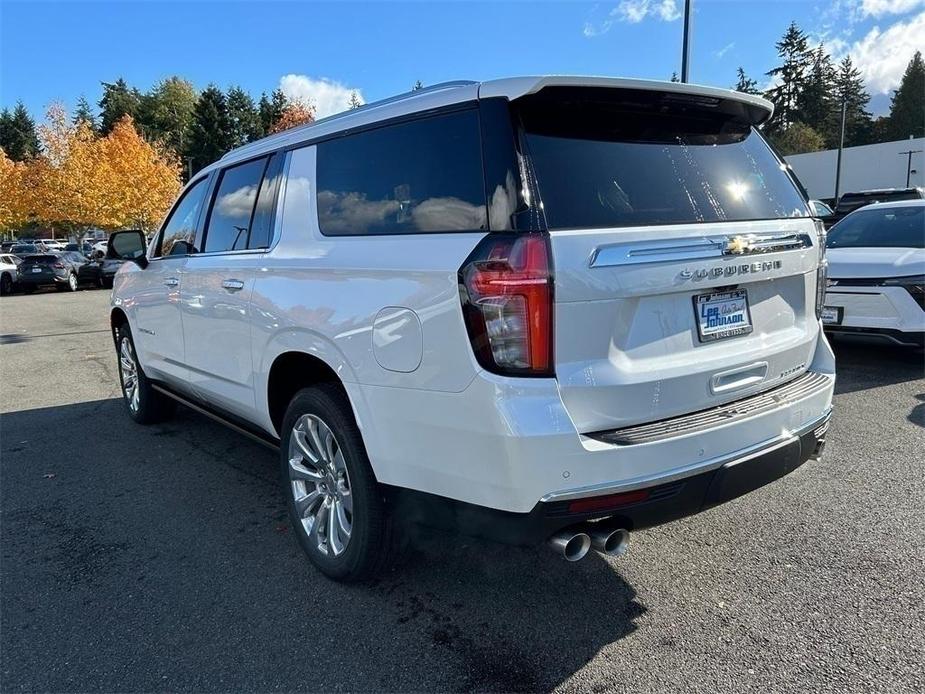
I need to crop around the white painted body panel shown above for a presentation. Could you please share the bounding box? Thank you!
[825,245,925,335]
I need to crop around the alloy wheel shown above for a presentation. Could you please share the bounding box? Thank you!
[288,414,353,556]
[68,273,77,291]
[119,336,140,413]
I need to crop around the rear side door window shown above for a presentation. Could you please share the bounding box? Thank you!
[203,157,269,253]
[156,177,210,257]
[315,109,487,235]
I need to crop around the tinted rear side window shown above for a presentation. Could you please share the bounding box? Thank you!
[517,88,809,230]
[316,109,487,235]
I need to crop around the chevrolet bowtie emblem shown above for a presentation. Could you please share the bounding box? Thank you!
[724,236,752,255]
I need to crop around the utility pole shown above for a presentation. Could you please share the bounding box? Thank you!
[833,99,847,203]
[898,148,922,187]
[680,0,692,83]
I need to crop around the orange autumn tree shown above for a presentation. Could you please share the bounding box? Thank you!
[11,104,182,233]
[269,100,316,134]
[0,150,30,231]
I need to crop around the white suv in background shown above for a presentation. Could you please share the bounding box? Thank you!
[823,200,925,347]
[108,77,835,581]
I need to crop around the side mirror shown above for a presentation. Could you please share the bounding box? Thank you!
[107,230,149,269]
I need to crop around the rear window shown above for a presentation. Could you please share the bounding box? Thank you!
[827,206,925,249]
[517,88,809,230]
[23,255,57,264]
[315,109,487,235]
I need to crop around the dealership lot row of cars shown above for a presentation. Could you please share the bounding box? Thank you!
[0,238,128,296]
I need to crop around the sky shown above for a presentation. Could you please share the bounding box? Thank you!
[1,0,923,122]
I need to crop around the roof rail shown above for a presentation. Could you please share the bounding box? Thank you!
[219,80,478,161]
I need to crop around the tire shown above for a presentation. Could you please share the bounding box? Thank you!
[281,384,397,582]
[67,272,78,292]
[102,277,114,289]
[0,273,11,296]
[21,285,34,294]
[114,323,176,424]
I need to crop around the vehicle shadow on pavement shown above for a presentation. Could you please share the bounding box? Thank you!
[1,397,645,693]
[831,339,925,395]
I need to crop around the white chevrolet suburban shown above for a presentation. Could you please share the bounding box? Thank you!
[108,77,835,581]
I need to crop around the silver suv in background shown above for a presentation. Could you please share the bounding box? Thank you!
[107,77,834,581]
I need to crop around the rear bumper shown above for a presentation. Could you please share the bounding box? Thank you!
[391,410,830,545]
[18,274,68,286]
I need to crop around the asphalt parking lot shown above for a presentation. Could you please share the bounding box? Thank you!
[1,288,923,693]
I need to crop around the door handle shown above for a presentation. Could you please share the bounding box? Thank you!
[164,277,179,287]
[222,279,245,292]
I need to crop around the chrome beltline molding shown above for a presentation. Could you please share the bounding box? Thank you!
[540,408,833,503]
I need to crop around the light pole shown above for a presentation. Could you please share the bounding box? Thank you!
[833,99,847,203]
[680,0,692,83]
[898,147,922,187]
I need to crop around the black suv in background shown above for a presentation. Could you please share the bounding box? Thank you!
[17,253,91,292]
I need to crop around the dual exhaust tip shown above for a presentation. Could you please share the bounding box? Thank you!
[548,524,629,562]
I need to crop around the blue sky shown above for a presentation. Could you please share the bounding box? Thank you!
[2,0,923,121]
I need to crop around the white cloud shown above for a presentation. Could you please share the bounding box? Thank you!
[837,10,925,93]
[278,75,364,119]
[714,42,735,59]
[615,0,681,23]
[860,0,925,17]
[584,0,681,34]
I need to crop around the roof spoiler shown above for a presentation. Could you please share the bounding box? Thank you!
[479,76,774,126]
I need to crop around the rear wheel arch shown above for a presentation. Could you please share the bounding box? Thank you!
[110,308,129,345]
[267,351,352,439]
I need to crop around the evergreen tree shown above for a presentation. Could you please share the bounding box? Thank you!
[99,78,142,134]
[887,51,925,140]
[798,44,837,139]
[185,85,234,173]
[258,89,288,134]
[764,22,812,136]
[72,95,98,132]
[136,77,198,154]
[227,86,263,146]
[348,91,363,109]
[828,55,872,148]
[773,122,826,156]
[733,67,760,95]
[670,72,680,83]
[0,101,40,160]
[412,80,424,91]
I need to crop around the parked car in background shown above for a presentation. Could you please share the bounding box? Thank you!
[0,253,22,295]
[1,241,16,253]
[829,188,925,228]
[10,243,42,256]
[810,199,836,228]
[17,252,92,292]
[107,76,834,582]
[823,200,925,347]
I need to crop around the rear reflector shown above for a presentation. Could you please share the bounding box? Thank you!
[568,489,651,514]
[459,233,553,376]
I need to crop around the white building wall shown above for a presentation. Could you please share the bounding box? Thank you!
[786,138,924,201]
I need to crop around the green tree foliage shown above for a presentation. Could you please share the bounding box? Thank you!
[887,50,925,140]
[137,77,198,154]
[670,72,680,83]
[733,67,760,95]
[828,55,872,148]
[798,44,836,138]
[764,22,811,136]
[258,89,288,135]
[98,78,142,134]
[72,95,98,132]
[185,85,234,173]
[227,86,263,147]
[348,91,363,109]
[412,80,424,91]
[0,101,41,160]
[773,121,826,155]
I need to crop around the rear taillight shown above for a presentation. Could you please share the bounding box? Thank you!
[53,262,65,269]
[459,233,554,376]
[814,219,827,320]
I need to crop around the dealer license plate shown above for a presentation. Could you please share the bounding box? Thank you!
[694,289,753,343]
